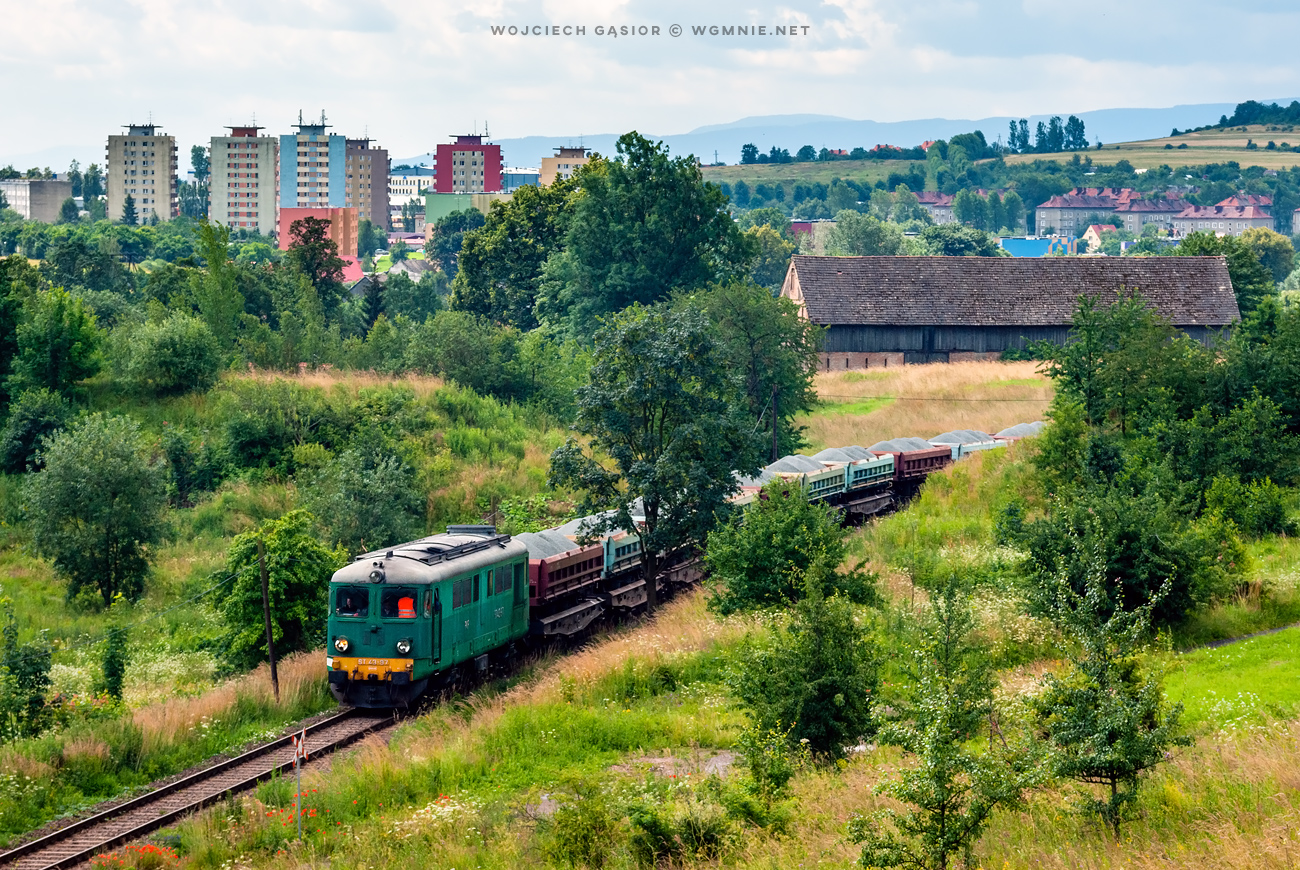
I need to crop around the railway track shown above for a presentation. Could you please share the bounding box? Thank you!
[0,708,396,870]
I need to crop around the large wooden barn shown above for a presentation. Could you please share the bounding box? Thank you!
[780,255,1241,368]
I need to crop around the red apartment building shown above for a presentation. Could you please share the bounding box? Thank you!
[433,135,502,193]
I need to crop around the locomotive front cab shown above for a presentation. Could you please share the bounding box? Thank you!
[326,528,530,709]
[327,578,431,708]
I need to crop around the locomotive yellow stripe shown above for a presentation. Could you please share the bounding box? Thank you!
[330,657,414,680]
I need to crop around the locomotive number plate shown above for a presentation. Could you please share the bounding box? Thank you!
[358,658,390,666]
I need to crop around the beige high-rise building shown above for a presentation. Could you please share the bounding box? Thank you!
[106,124,178,222]
[209,126,279,235]
[540,146,590,186]
[345,139,389,228]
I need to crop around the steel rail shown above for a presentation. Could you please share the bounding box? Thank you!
[0,708,396,869]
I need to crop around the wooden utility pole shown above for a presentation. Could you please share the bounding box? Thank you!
[771,385,779,463]
[257,537,280,703]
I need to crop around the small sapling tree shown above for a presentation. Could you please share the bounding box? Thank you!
[549,302,762,613]
[851,578,1037,870]
[215,510,347,671]
[1030,552,1190,839]
[730,558,880,759]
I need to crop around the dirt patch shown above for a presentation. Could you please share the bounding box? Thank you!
[609,750,736,780]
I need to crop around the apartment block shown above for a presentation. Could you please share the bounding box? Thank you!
[502,168,540,192]
[0,179,73,222]
[433,134,502,193]
[1173,205,1274,237]
[345,138,389,228]
[279,112,346,211]
[539,146,590,186]
[210,126,278,234]
[106,123,178,222]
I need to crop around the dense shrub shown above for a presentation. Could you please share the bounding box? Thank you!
[10,286,103,396]
[0,388,71,474]
[211,380,353,472]
[160,424,223,507]
[728,564,879,758]
[115,314,221,396]
[1020,476,1245,626]
[214,510,347,670]
[302,438,425,553]
[705,480,877,614]
[1203,474,1295,538]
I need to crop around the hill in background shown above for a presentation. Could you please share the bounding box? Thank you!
[397,100,1297,168]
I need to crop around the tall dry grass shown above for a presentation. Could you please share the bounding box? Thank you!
[729,718,1300,869]
[804,360,1054,451]
[296,590,742,793]
[133,651,325,754]
[228,368,446,397]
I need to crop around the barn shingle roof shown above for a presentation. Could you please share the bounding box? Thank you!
[787,255,1239,328]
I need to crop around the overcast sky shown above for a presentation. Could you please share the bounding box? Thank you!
[3,0,1298,168]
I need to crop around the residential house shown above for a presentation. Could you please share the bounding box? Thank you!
[1173,205,1274,236]
[915,191,955,224]
[1080,224,1117,251]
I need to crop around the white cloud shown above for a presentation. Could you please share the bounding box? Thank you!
[1,0,1297,168]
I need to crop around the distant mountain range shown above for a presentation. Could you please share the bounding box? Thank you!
[397,100,1296,169]
[9,100,1293,179]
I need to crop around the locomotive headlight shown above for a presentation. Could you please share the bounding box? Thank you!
[396,639,412,655]
[368,568,385,583]
[334,636,350,653]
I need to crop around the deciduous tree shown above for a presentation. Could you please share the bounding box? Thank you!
[27,414,167,605]
[693,280,821,456]
[286,216,346,314]
[214,510,347,670]
[1030,557,1190,839]
[729,561,879,758]
[549,303,762,612]
[1173,231,1274,314]
[10,286,103,396]
[705,480,876,614]
[423,208,485,281]
[826,211,904,256]
[537,133,751,335]
[451,178,576,328]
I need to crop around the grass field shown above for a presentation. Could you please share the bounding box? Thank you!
[801,360,1054,452]
[1001,124,1300,172]
[700,125,1300,190]
[22,361,1300,869]
[1166,626,1300,731]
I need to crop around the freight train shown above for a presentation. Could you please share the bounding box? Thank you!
[325,422,1044,708]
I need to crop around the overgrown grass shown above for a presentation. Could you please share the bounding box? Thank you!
[124,588,1300,870]
[801,360,1053,452]
[0,652,333,846]
[167,593,753,868]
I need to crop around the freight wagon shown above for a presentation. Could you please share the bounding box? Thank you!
[325,422,1044,708]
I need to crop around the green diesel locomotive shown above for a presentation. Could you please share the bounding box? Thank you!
[326,525,529,708]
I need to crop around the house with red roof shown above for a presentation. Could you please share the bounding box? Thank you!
[1081,224,1118,251]
[915,191,955,224]
[1216,193,1273,208]
[1173,205,1274,237]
